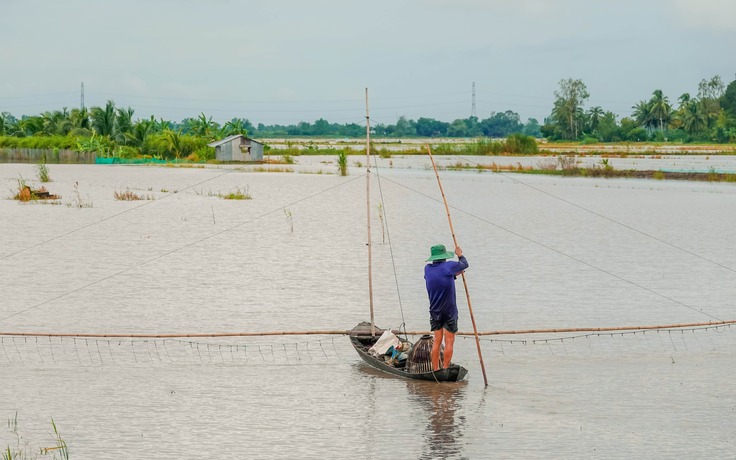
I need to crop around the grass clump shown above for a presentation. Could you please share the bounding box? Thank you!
[113,190,153,201]
[535,158,558,171]
[35,161,51,183]
[220,186,252,200]
[337,151,348,176]
[247,166,293,173]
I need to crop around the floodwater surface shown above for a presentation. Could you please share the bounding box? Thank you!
[1,159,734,458]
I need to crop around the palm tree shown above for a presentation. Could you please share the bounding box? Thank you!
[70,107,90,130]
[41,109,73,135]
[164,129,183,159]
[91,100,117,137]
[648,90,672,132]
[0,112,16,135]
[125,119,153,147]
[188,112,216,138]
[224,118,248,137]
[588,106,604,133]
[115,107,135,144]
[13,116,45,137]
[150,116,172,133]
[632,100,653,131]
[680,100,708,134]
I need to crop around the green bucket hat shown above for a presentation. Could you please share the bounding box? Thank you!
[426,244,454,262]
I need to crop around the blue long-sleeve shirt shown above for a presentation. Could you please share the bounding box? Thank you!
[424,255,469,321]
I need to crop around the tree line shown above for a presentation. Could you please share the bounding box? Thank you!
[0,104,542,141]
[544,75,736,143]
[0,74,734,160]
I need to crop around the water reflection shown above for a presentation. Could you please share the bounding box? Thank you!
[406,380,468,459]
[354,362,469,457]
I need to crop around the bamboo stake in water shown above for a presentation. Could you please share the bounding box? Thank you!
[426,144,489,387]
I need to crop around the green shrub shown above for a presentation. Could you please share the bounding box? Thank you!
[77,134,113,155]
[113,145,139,159]
[504,133,538,154]
[0,135,77,150]
[191,146,215,162]
[141,133,208,160]
[465,139,503,155]
[431,143,457,155]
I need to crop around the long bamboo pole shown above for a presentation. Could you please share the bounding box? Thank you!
[365,88,375,337]
[2,320,733,338]
[426,145,489,387]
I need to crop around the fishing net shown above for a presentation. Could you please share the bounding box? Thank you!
[0,336,342,367]
[2,323,733,368]
[464,324,736,360]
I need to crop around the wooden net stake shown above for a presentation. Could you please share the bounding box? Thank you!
[426,144,489,387]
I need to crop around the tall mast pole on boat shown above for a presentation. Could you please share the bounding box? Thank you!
[426,145,489,387]
[366,88,375,337]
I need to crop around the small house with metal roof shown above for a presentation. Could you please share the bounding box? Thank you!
[208,135,264,162]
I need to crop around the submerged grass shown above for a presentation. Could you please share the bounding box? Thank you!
[113,190,154,201]
[67,182,92,208]
[3,414,68,460]
[246,166,293,173]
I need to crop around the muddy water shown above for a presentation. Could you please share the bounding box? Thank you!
[1,160,734,458]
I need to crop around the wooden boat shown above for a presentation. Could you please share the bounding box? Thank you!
[349,90,468,382]
[349,322,468,382]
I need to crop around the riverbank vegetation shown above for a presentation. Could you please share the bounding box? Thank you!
[446,155,736,183]
[0,75,734,163]
[543,75,736,144]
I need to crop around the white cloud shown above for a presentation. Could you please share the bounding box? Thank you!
[671,0,736,30]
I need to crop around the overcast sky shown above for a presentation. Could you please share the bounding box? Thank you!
[1,0,734,126]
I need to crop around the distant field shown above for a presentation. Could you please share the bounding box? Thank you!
[536,142,736,155]
[262,138,736,155]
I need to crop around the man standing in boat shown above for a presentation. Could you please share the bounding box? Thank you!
[424,244,468,371]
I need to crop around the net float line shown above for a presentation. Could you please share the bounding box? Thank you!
[1,320,733,339]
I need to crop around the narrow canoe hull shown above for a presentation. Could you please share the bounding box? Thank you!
[350,335,468,382]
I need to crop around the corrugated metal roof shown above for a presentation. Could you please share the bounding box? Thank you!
[207,134,243,147]
[207,135,264,147]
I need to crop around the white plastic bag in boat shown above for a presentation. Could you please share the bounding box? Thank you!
[369,330,401,356]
